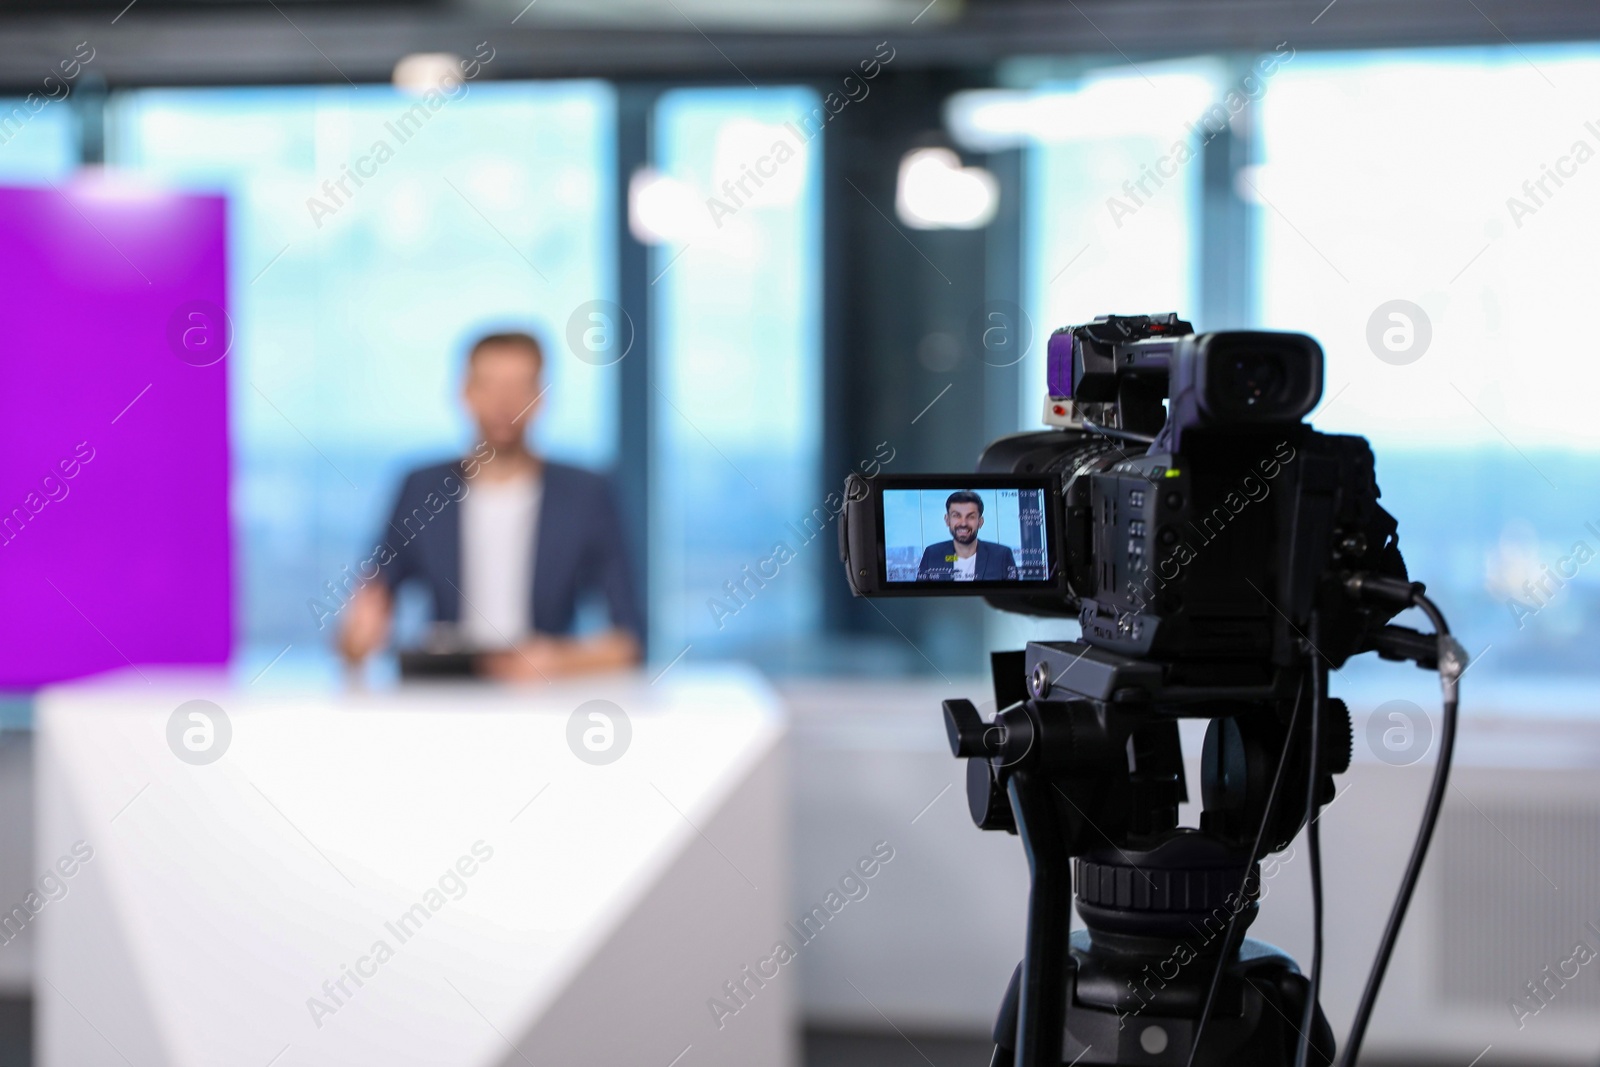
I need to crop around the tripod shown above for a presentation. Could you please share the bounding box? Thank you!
[945,639,1345,1067]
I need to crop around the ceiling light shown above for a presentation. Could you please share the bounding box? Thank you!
[392,53,464,96]
[895,148,998,230]
[628,167,701,245]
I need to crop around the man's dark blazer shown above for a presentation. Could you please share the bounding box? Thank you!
[915,540,1017,581]
[374,459,643,641]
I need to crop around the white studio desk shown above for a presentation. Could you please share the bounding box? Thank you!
[34,667,793,1067]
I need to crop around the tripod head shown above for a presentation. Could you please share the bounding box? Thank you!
[944,636,1341,1064]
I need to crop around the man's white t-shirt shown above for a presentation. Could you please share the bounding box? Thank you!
[459,475,542,647]
[952,550,977,581]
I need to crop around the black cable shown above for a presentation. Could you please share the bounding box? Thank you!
[1338,590,1461,1067]
[1185,676,1307,1067]
[1300,814,1325,1066]
[1295,635,1326,1067]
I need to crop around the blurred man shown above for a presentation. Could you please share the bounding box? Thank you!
[338,331,642,679]
[916,491,1017,582]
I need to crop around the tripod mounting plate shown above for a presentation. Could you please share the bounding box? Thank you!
[1026,641,1163,703]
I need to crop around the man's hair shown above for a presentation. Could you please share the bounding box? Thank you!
[467,331,544,372]
[946,490,984,515]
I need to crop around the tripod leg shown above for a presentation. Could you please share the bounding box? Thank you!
[989,963,1020,1067]
[1268,968,1336,1067]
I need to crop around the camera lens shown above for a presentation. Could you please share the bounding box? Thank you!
[1228,353,1287,408]
[1196,331,1322,425]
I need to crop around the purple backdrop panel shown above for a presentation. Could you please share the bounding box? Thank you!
[0,181,231,688]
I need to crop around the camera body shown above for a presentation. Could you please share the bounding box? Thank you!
[841,313,1406,676]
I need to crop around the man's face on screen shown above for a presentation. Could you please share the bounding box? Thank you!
[946,502,982,544]
[464,344,542,451]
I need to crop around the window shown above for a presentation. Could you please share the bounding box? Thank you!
[1006,47,1600,707]
[1256,46,1600,707]
[649,87,823,665]
[109,82,618,662]
[0,94,77,182]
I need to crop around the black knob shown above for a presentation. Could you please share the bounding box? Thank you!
[967,757,1015,833]
[1323,697,1353,775]
[943,698,990,758]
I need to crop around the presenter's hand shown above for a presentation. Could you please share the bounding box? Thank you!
[338,584,392,665]
[479,638,566,683]
[478,629,642,682]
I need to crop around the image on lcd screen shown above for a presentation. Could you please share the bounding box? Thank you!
[883,487,1049,583]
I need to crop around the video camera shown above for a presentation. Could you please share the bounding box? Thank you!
[838,314,1462,1067]
[842,313,1409,669]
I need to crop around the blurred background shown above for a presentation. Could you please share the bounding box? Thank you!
[2,0,1600,1064]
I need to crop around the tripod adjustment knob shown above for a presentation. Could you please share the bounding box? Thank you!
[1324,697,1353,775]
[943,699,995,758]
